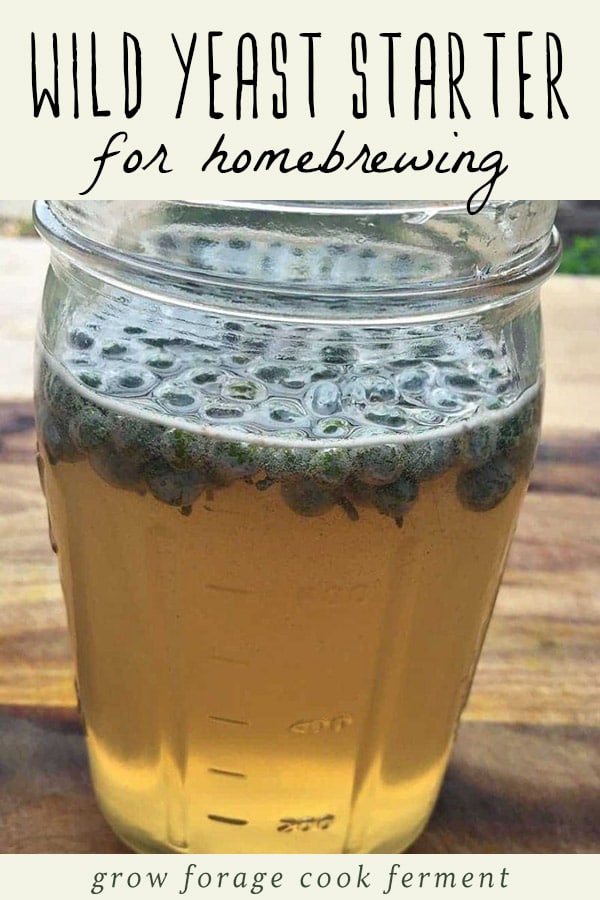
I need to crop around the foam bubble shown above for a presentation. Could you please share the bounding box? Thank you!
[41,285,535,451]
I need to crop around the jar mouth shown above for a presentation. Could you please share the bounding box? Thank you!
[176,200,467,215]
[34,200,560,323]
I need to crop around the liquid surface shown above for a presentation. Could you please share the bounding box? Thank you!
[36,307,541,852]
[53,293,524,443]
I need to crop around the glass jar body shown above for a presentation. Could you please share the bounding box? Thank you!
[34,201,556,853]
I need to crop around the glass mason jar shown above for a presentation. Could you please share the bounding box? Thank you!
[33,200,559,854]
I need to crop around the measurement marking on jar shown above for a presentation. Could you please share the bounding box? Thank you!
[289,714,353,735]
[208,814,249,826]
[208,715,250,726]
[208,768,247,779]
[277,815,335,833]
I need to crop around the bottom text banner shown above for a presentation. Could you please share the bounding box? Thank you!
[0,855,597,899]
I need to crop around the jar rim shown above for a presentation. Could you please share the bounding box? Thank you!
[176,199,467,215]
[33,200,561,323]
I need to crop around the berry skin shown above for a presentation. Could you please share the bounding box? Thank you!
[158,429,209,471]
[69,406,111,453]
[372,478,419,519]
[307,448,352,487]
[145,462,205,508]
[354,444,402,486]
[281,480,335,517]
[457,455,517,512]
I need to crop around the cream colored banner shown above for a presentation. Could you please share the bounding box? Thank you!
[0,0,597,203]
[1,855,599,898]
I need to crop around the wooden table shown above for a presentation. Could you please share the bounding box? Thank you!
[1,238,598,853]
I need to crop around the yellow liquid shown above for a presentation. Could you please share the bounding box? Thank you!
[42,450,527,853]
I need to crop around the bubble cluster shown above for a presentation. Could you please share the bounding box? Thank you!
[35,288,541,522]
[139,224,446,290]
[36,356,541,523]
[56,299,520,443]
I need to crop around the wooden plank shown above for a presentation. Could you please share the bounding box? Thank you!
[0,405,598,725]
[540,274,600,432]
[0,709,597,853]
[411,720,600,853]
[0,709,126,853]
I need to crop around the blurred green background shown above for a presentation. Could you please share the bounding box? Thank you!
[554,200,600,275]
[1,200,598,274]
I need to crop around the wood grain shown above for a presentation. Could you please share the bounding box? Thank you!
[1,709,597,853]
[0,238,49,402]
